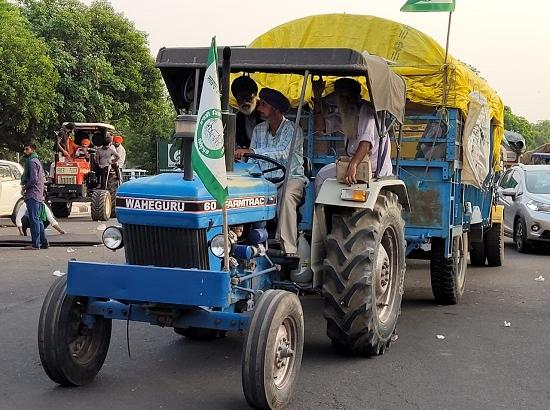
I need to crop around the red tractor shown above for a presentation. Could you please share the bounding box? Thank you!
[47,123,120,221]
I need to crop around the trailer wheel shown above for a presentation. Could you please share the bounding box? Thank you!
[91,190,111,221]
[51,201,72,218]
[485,222,504,266]
[173,327,226,340]
[469,240,486,266]
[38,275,111,386]
[322,191,405,356]
[242,290,304,410]
[430,233,467,305]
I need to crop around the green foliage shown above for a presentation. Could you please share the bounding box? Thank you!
[531,120,550,148]
[16,0,175,169]
[0,0,58,152]
[504,105,534,146]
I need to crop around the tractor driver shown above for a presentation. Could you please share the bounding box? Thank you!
[231,75,262,149]
[313,78,393,194]
[234,88,307,257]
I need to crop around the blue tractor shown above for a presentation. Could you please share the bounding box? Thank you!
[38,48,412,409]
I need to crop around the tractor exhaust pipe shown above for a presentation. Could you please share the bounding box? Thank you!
[175,114,197,181]
[221,46,235,172]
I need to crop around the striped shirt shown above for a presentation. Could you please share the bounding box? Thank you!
[250,117,307,184]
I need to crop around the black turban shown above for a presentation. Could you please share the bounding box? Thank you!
[334,78,362,96]
[231,75,258,97]
[259,88,290,113]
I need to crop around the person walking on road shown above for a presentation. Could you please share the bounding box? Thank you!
[20,143,48,250]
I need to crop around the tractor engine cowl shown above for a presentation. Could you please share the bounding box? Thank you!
[113,166,277,270]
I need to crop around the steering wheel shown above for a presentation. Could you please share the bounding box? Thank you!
[244,153,286,184]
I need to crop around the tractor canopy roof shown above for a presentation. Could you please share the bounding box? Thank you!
[62,122,115,131]
[156,47,406,122]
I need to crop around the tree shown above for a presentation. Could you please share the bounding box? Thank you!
[18,0,175,170]
[503,105,535,148]
[531,120,550,148]
[0,0,58,153]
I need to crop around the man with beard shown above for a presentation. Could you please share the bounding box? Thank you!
[20,143,48,250]
[313,77,392,194]
[231,75,262,148]
[234,88,307,257]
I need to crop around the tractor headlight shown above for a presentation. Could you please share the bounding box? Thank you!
[209,234,226,258]
[102,226,123,250]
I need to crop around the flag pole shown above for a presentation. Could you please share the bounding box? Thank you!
[221,46,231,272]
[222,205,230,271]
[442,11,453,108]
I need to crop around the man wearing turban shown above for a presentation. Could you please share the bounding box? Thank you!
[313,78,393,194]
[231,75,262,148]
[235,88,307,257]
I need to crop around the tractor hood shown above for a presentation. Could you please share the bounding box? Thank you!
[115,164,277,229]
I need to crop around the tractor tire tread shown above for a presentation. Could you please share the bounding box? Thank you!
[322,191,405,357]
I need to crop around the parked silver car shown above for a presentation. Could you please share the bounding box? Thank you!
[0,159,24,224]
[497,164,550,252]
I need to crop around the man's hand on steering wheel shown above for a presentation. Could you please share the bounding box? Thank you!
[242,153,286,184]
[234,148,252,161]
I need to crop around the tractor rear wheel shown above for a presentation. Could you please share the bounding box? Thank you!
[107,174,119,218]
[91,190,111,221]
[173,327,226,340]
[430,234,467,305]
[38,275,111,386]
[322,191,405,357]
[242,290,304,410]
[51,201,72,218]
[485,222,504,266]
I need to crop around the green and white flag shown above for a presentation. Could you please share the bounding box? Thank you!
[401,0,455,12]
[191,37,228,207]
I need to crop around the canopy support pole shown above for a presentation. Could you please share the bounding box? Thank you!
[442,11,453,108]
[275,70,309,247]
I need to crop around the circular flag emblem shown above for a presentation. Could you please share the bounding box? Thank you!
[196,109,224,159]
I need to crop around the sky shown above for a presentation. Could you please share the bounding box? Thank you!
[83,0,550,123]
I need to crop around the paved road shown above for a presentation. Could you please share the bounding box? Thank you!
[0,217,548,409]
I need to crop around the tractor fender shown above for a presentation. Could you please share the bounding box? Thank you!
[315,178,411,212]
[311,178,410,287]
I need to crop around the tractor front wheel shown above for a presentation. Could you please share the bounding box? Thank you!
[91,190,111,221]
[38,275,111,386]
[51,201,72,218]
[430,234,467,305]
[322,191,406,356]
[242,290,304,410]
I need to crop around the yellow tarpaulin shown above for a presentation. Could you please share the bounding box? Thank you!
[247,14,504,167]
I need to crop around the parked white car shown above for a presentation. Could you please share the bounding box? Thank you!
[0,160,24,224]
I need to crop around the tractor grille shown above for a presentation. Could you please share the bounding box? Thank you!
[57,175,77,184]
[123,224,209,269]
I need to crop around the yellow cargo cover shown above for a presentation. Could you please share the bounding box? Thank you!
[248,14,504,166]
